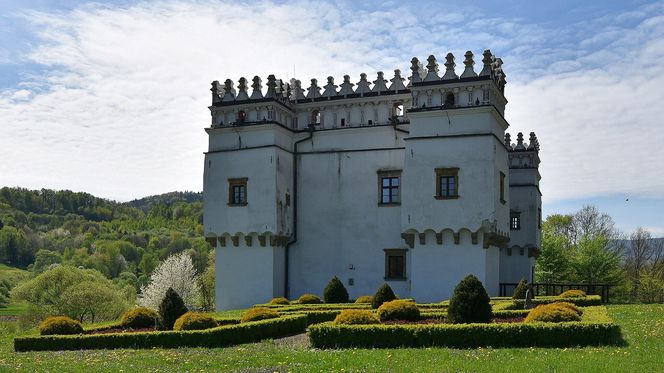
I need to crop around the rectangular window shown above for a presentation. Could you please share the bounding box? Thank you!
[538,207,542,228]
[511,213,521,230]
[228,178,248,206]
[500,171,506,204]
[435,168,459,199]
[384,249,406,280]
[377,170,401,205]
[340,118,346,127]
[267,109,274,120]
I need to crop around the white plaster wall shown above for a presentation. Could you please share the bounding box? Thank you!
[499,248,534,284]
[216,244,284,310]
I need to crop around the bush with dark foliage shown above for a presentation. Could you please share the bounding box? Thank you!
[371,283,397,309]
[512,278,528,299]
[323,276,349,303]
[447,275,492,324]
[159,287,188,330]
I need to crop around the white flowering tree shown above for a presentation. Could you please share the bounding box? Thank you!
[138,251,201,310]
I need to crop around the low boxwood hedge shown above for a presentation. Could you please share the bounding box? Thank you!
[510,295,601,309]
[308,307,620,348]
[15,314,307,352]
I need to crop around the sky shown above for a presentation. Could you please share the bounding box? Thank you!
[0,0,663,237]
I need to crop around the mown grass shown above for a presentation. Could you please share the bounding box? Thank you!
[0,302,28,317]
[1,304,662,372]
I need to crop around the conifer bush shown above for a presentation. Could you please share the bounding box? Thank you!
[355,295,373,304]
[39,316,83,335]
[524,302,582,323]
[371,283,397,309]
[512,278,528,299]
[447,274,492,324]
[173,312,218,331]
[269,297,290,305]
[377,300,420,321]
[323,276,349,303]
[333,309,380,325]
[159,287,188,330]
[560,289,587,298]
[241,307,280,323]
[297,294,323,304]
[121,307,160,329]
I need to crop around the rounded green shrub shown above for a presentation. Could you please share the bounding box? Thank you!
[512,278,528,299]
[354,295,373,304]
[121,307,159,329]
[548,301,583,316]
[173,311,218,331]
[377,300,420,321]
[241,307,280,323]
[559,289,587,298]
[268,297,290,305]
[159,287,188,330]
[525,303,581,323]
[39,316,83,335]
[297,294,323,304]
[323,276,349,303]
[371,283,397,309]
[333,309,380,325]
[447,274,492,324]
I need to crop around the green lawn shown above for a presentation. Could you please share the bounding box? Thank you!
[1,304,663,372]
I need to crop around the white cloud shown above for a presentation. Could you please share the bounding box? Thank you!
[0,0,662,203]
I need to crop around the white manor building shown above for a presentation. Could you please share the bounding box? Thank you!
[203,49,542,310]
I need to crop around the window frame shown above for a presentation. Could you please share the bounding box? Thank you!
[377,170,401,206]
[510,212,521,230]
[384,248,407,280]
[435,167,459,199]
[227,177,248,206]
[500,171,506,204]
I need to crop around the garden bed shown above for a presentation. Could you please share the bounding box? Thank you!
[14,314,307,352]
[308,306,621,348]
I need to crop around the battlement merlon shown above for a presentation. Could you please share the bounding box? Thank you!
[505,131,541,188]
[207,49,507,129]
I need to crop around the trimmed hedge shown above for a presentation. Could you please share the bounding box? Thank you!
[377,300,420,321]
[257,304,370,312]
[297,294,323,304]
[173,312,218,331]
[560,289,587,298]
[121,307,159,329]
[269,297,290,305]
[308,307,620,348]
[511,295,601,309]
[241,307,279,323]
[354,295,373,304]
[39,316,83,335]
[15,314,308,352]
[334,309,380,325]
[525,303,581,323]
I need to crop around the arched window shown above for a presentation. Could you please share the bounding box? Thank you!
[392,102,404,118]
[445,92,455,107]
[312,110,321,125]
[237,110,246,123]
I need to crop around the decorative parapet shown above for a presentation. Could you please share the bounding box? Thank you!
[400,220,509,249]
[204,232,290,248]
[505,132,541,169]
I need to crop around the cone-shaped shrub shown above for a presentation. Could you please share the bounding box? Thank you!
[159,287,188,330]
[512,278,528,299]
[447,275,492,324]
[371,283,397,309]
[323,276,349,303]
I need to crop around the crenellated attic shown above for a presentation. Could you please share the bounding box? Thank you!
[208,49,508,130]
[504,132,541,169]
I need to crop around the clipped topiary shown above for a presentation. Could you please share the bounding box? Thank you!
[559,289,587,298]
[371,283,397,309]
[377,300,420,321]
[121,307,160,329]
[39,316,83,335]
[525,302,582,323]
[447,274,492,324]
[241,307,280,323]
[551,301,583,316]
[269,297,290,305]
[297,294,323,304]
[173,311,218,331]
[323,276,349,303]
[512,278,528,299]
[354,295,373,304]
[333,309,380,325]
[159,287,188,330]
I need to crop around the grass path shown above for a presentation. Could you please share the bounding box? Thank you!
[1,304,663,372]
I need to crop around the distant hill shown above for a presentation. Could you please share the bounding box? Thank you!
[126,191,203,212]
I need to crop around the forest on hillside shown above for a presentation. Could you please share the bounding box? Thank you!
[0,187,209,291]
